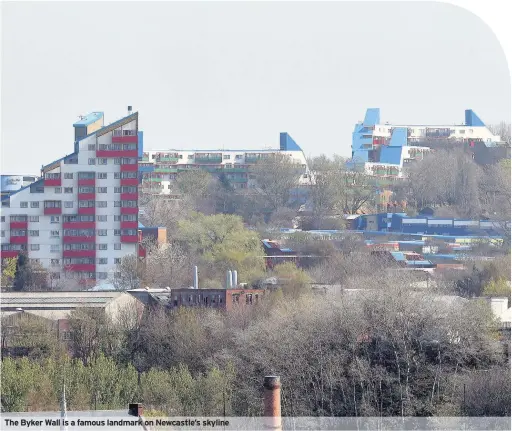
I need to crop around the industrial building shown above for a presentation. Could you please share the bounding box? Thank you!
[0,109,143,287]
[351,108,505,177]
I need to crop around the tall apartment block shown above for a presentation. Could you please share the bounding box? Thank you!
[1,110,141,287]
[351,108,505,177]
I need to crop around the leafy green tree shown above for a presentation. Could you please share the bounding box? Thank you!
[1,257,17,289]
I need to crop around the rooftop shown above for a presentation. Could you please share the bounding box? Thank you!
[72,112,104,127]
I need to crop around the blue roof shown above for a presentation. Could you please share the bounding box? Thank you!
[138,222,145,228]
[41,152,77,172]
[73,112,104,127]
[390,252,406,261]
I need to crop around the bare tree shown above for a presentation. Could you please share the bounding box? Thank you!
[488,122,511,145]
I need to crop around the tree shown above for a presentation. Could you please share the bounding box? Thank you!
[13,253,48,292]
[111,254,142,291]
[1,257,17,289]
[488,122,511,145]
[250,154,303,211]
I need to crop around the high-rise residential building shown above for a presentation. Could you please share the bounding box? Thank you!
[1,110,141,287]
[138,132,310,195]
[351,108,504,177]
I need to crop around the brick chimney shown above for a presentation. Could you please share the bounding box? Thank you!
[263,376,281,430]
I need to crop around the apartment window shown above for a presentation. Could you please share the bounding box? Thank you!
[223,155,230,160]
[97,158,107,165]
[459,130,465,134]
[114,243,121,250]
[1,231,4,237]
[235,155,243,159]
[29,230,39,237]
[1,216,4,222]
[55,187,62,194]
[51,259,60,266]
[114,258,121,264]
[188,154,193,159]
[50,230,60,237]
[97,258,108,265]
[97,172,107,179]
[97,215,107,222]
[114,158,121,165]
[29,243,39,251]
[114,229,121,236]
[114,201,121,207]
[114,215,121,222]
[96,201,107,208]
[97,229,107,236]
[97,244,108,250]
[79,200,95,208]
[88,143,96,151]
[97,272,108,280]
[79,186,94,194]
[20,202,28,208]
[114,172,121,179]
[64,173,74,179]
[51,244,60,253]
[97,187,107,193]
[121,200,137,208]
[11,230,27,236]
[64,187,73,194]
[114,187,121,193]
[50,216,60,223]
[64,201,74,208]
[88,158,96,165]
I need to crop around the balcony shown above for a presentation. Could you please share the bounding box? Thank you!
[112,135,138,143]
[63,222,95,230]
[44,178,62,187]
[63,249,96,258]
[63,236,96,243]
[121,164,138,172]
[78,193,95,201]
[121,207,138,215]
[121,221,138,229]
[10,221,28,229]
[10,236,28,244]
[154,167,178,173]
[78,207,95,215]
[121,193,138,201]
[78,179,95,186]
[121,235,138,243]
[120,178,139,186]
[156,157,179,163]
[96,150,138,158]
[194,157,222,164]
[44,207,62,215]
[65,264,96,272]
[1,250,19,259]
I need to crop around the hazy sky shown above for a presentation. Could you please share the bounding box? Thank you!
[1,1,510,174]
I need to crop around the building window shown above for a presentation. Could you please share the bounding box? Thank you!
[51,244,60,253]
[97,187,107,193]
[223,155,230,160]
[50,230,60,237]
[114,229,121,236]
[64,187,73,193]
[114,243,121,250]
[97,158,107,165]
[96,201,107,208]
[114,187,121,193]
[50,216,60,223]
[88,158,96,165]
[97,172,107,179]
[20,202,28,208]
[114,172,121,179]
[51,259,60,266]
[460,130,465,134]
[78,186,94,194]
[114,158,121,165]
[114,201,121,207]
[0,216,4,222]
[30,244,40,251]
[97,244,108,250]
[97,258,108,265]
[1,231,4,238]
[64,201,73,208]
[97,272,108,280]
[114,258,121,264]
[88,143,96,151]
[55,187,62,194]
[97,215,107,222]
[64,173,74,179]
[235,155,242,159]
[29,230,39,237]
[97,229,107,236]
[114,215,121,221]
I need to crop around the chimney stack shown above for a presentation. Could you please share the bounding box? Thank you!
[232,270,238,287]
[193,266,199,289]
[263,376,281,430]
[227,270,233,289]
[128,105,133,116]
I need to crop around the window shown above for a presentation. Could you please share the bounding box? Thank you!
[114,243,121,250]
[97,272,108,280]
[20,202,28,208]
[50,216,60,223]
[114,187,121,193]
[64,173,74,179]
[97,187,107,193]
[114,215,121,222]
[114,258,121,264]
[29,230,39,237]
[88,158,96,165]
[64,187,73,193]
[459,130,465,134]
[235,155,243,159]
[114,158,121,165]
[1,231,4,237]
[114,201,121,207]
[50,230,60,237]
[64,201,74,208]
[114,229,121,236]
[55,187,62,194]
[0,216,4,222]
[97,258,108,265]
[97,172,107,179]
[188,154,193,159]
[97,229,107,236]
[51,244,60,253]
[97,158,107,165]
[97,244,108,250]
[51,272,61,280]
[223,155,230,160]
[51,259,60,266]
[88,143,96,151]
[78,172,95,179]
[79,200,95,208]
[96,201,107,208]
[97,215,107,222]
[114,172,121,179]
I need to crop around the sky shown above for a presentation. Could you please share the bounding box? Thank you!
[1,1,510,175]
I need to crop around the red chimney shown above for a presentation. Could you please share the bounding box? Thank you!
[263,376,281,430]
